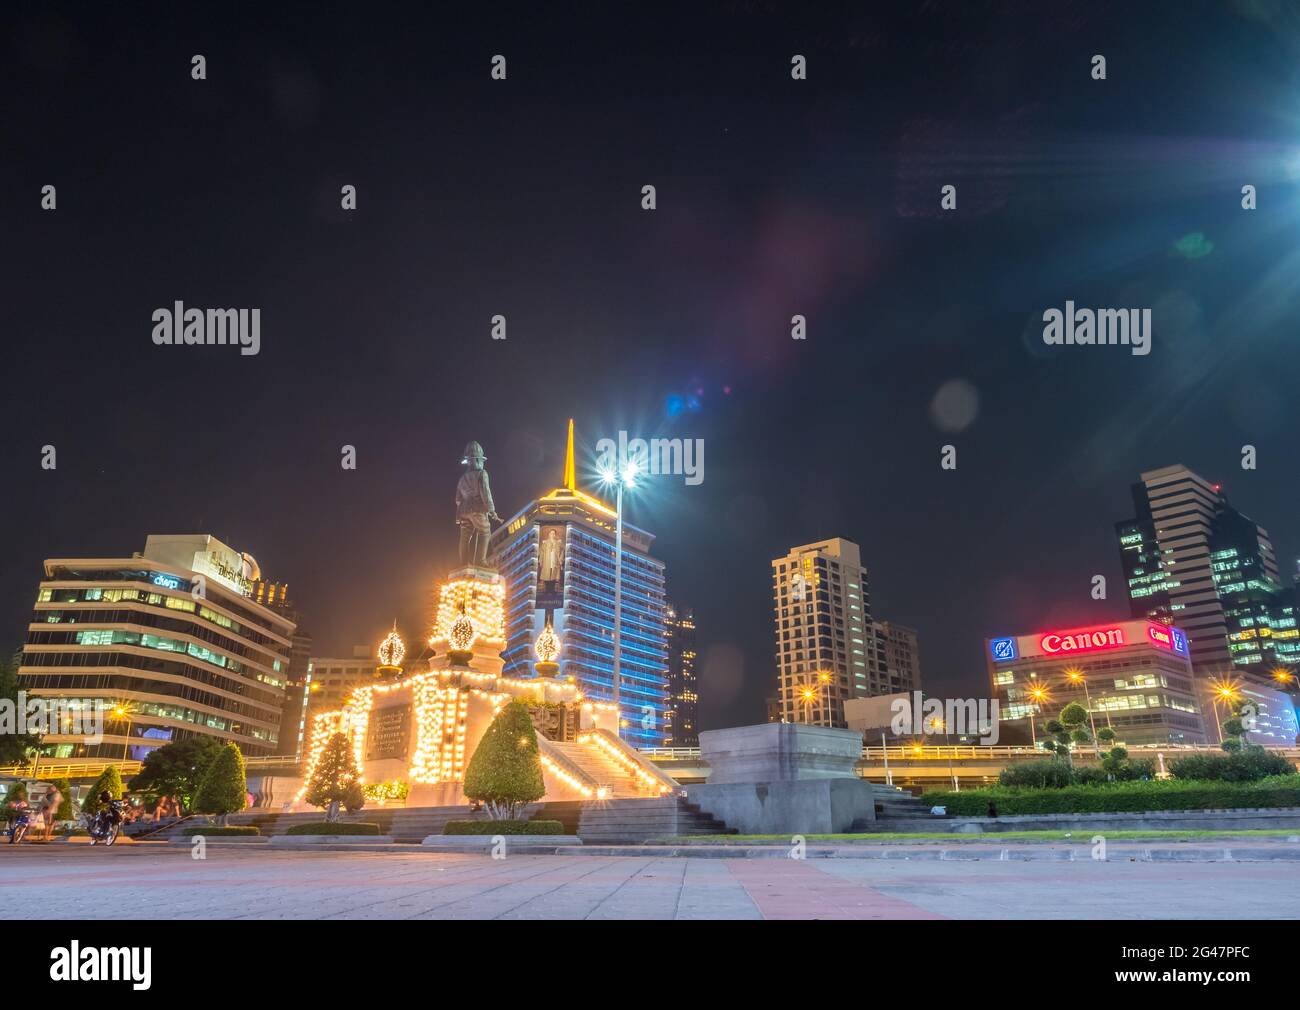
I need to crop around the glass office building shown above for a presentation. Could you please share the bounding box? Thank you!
[489,431,669,749]
[18,534,295,759]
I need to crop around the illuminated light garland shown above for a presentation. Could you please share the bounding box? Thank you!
[431,577,505,645]
[577,731,673,795]
[295,710,342,801]
[539,752,594,799]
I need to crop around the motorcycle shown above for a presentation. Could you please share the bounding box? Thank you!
[84,800,125,846]
[6,807,34,844]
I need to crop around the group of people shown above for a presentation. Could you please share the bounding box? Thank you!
[4,783,64,842]
[3,784,180,842]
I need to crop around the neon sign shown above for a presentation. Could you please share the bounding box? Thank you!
[1147,622,1190,656]
[990,637,1017,662]
[151,573,183,591]
[1039,626,1126,656]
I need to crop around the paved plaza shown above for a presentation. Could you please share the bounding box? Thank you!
[2,845,1298,919]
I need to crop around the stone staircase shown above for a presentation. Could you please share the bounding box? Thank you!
[850,785,936,832]
[548,796,734,843]
[547,740,650,798]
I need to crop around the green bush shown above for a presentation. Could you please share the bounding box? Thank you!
[443,819,565,835]
[462,701,545,819]
[926,774,1300,816]
[998,759,1075,789]
[128,736,224,810]
[81,766,124,815]
[182,826,260,836]
[285,821,381,836]
[192,743,247,818]
[3,781,28,822]
[1168,749,1295,783]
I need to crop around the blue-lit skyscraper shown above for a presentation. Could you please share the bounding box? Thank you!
[489,424,669,749]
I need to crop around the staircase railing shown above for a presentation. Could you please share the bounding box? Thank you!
[537,737,602,800]
[577,728,679,796]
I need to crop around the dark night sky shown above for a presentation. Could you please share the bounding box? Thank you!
[4,1,1300,731]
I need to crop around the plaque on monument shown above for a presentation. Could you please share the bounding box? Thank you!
[365,703,412,762]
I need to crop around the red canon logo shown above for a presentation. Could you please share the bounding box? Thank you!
[1039,627,1126,655]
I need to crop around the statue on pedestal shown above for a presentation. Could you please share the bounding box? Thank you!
[456,441,500,568]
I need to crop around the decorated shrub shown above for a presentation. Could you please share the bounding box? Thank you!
[462,701,545,819]
[304,732,365,822]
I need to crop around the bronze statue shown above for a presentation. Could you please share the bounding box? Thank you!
[456,441,500,567]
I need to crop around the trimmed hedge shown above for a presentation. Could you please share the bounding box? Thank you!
[182,826,260,836]
[926,775,1300,816]
[1168,750,1295,783]
[285,822,381,836]
[443,819,566,836]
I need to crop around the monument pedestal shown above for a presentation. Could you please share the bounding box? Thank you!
[684,723,877,834]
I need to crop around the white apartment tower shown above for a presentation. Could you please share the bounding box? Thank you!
[772,538,881,726]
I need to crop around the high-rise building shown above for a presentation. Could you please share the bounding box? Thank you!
[772,538,881,727]
[303,646,379,716]
[987,619,1208,745]
[871,621,922,695]
[489,423,669,749]
[18,534,295,759]
[663,603,698,746]
[1116,465,1300,681]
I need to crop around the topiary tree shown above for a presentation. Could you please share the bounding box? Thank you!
[192,743,247,824]
[305,732,364,822]
[463,701,545,820]
[81,766,123,816]
[1096,727,1117,745]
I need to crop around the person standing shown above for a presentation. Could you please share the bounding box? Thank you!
[39,783,62,841]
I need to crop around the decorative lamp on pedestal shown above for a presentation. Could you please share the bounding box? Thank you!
[377,622,406,679]
[448,609,478,666]
[535,620,561,678]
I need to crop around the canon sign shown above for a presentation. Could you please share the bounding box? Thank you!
[1039,627,1126,655]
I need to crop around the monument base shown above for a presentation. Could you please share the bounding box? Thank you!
[684,778,877,835]
[699,722,864,783]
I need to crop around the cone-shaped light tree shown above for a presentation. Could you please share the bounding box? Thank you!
[305,732,365,822]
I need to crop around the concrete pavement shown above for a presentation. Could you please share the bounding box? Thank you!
[2,845,1298,919]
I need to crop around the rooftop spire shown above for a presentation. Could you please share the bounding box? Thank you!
[562,417,576,490]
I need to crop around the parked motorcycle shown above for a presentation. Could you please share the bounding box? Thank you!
[6,807,34,844]
[84,799,125,846]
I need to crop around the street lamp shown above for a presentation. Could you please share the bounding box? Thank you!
[1208,679,1241,745]
[1064,667,1102,755]
[1027,684,1050,749]
[598,458,639,739]
[113,703,134,761]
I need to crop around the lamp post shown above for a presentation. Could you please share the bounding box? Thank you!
[113,704,134,762]
[1065,668,1101,756]
[1027,684,1050,749]
[599,459,639,739]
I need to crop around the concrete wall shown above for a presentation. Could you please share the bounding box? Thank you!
[699,723,863,783]
[685,779,876,835]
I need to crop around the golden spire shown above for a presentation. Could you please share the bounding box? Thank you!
[562,417,576,490]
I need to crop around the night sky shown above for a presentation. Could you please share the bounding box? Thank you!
[4,1,1300,731]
